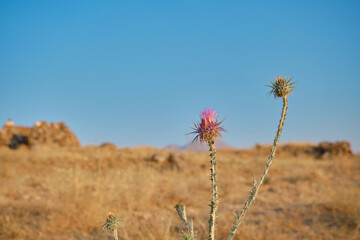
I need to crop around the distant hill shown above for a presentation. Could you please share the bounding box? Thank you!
[165,144,181,151]
[165,140,354,158]
[166,139,234,151]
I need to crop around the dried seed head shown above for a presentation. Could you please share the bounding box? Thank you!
[102,212,121,232]
[190,108,225,144]
[268,75,295,98]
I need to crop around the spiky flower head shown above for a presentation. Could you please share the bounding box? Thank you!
[191,108,225,144]
[102,212,121,233]
[182,233,192,240]
[268,75,295,98]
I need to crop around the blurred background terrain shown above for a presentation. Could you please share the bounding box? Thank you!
[0,121,359,239]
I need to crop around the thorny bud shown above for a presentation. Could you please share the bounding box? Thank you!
[268,75,295,98]
[102,212,121,233]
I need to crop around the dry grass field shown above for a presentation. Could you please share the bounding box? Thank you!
[0,144,359,240]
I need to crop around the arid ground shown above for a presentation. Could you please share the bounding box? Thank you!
[0,142,359,240]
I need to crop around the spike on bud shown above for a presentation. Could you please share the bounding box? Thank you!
[190,108,225,144]
[268,75,295,98]
[102,212,121,233]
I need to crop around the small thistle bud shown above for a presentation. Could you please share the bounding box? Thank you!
[182,233,192,240]
[268,75,295,98]
[102,212,121,233]
[190,108,225,144]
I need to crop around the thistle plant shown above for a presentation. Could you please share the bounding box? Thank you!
[175,204,195,240]
[102,212,121,240]
[227,75,295,240]
[175,109,225,240]
[102,76,294,240]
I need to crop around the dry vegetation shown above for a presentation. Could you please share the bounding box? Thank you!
[0,143,359,240]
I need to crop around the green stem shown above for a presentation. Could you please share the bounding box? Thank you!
[175,204,195,240]
[113,229,118,240]
[208,141,218,240]
[227,97,288,240]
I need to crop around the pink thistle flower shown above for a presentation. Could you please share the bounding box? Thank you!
[191,108,225,144]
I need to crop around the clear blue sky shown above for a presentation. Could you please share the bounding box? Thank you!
[1,1,359,152]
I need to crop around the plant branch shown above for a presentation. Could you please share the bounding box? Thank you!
[227,96,288,240]
[208,141,219,240]
[175,204,195,240]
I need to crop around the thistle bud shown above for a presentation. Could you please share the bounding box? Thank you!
[102,212,121,233]
[268,75,295,98]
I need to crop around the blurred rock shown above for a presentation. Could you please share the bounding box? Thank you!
[229,141,354,159]
[145,152,180,170]
[99,142,118,150]
[0,121,80,148]
[312,141,353,159]
[8,134,29,149]
[4,119,14,127]
[0,124,31,146]
[29,121,80,147]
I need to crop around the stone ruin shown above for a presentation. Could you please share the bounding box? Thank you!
[0,120,80,149]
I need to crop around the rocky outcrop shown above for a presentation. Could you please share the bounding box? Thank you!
[221,141,354,159]
[0,121,80,148]
[312,141,353,159]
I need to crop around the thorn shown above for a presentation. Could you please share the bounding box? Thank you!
[235,209,240,218]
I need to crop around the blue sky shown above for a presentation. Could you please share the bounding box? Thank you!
[1,1,359,152]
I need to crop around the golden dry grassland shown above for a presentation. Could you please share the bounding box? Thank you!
[0,144,359,239]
